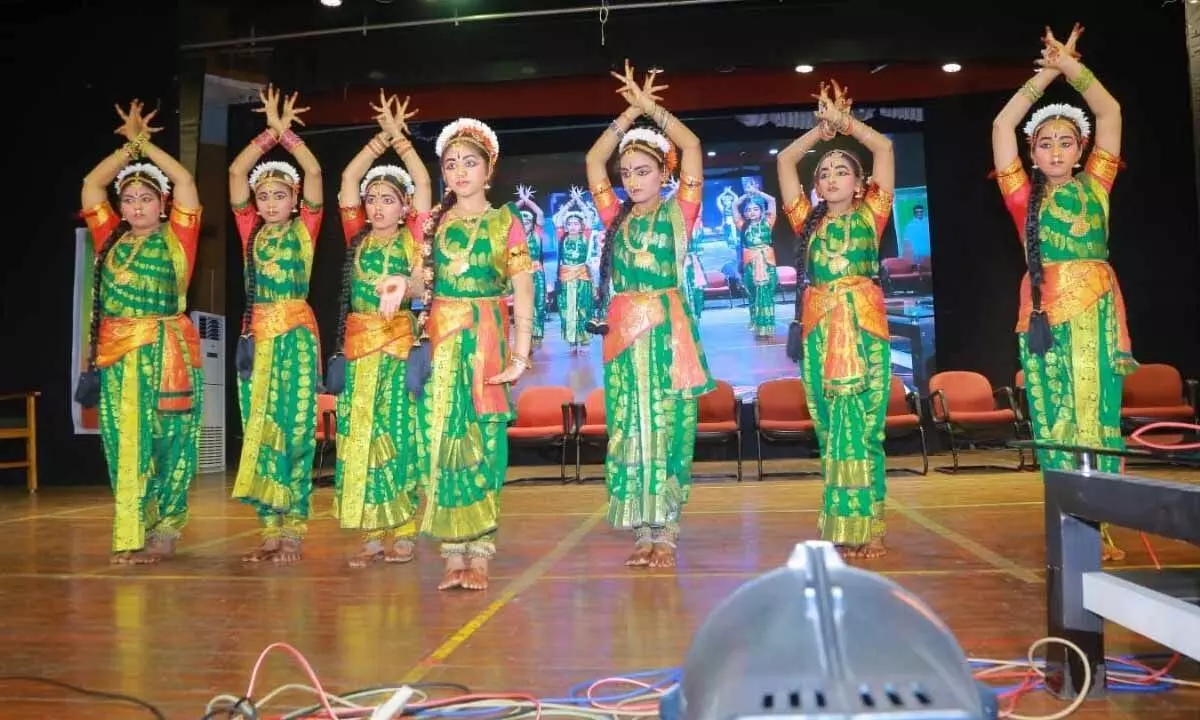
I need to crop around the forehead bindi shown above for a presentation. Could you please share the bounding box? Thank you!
[443,144,484,164]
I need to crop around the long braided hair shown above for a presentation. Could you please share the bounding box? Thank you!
[590,196,635,327]
[235,217,265,379]
[403,188,456,397]
[75,221,131,407]
[1023,167,1053,354]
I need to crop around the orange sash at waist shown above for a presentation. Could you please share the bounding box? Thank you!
[428,296,511,417]
[603,288,708,393]
[742,246,777,285]
[800,276,888,397]
[559,264,591,282]
[251,299,318,342]
[1016,259,1132,360]
[97,314,201,413]
[344,312,415,361]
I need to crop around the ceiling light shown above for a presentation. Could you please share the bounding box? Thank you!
[706,150,716,157]
[795,64,814,74]
[942,62,962,73]
[321,0,342,7]
[768,148,779,155]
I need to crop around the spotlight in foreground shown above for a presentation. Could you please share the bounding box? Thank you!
[659,541,998,720]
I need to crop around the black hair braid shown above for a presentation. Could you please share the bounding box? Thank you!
[333,225,373,354]
[418,190,458,337]
[1023,168,1053,355]
[592,197,634,321]
[86,222,130,372]
[793,200,829,298]
[241,218,264,336]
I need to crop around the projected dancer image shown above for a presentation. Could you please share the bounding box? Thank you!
[991,24,1133,562]
[585,62,715,569]
[77,100,204,565]
[777,79,895,560]
[554,187,596,351]
[514,185,548,346]
[228,86,324,565]
[325,93,432,568]
[734,180,778,337]
[418,117,535,591]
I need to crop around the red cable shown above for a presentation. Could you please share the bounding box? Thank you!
[1129,421,1200,451]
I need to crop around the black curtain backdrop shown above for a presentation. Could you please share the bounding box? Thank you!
[0,1,180,487]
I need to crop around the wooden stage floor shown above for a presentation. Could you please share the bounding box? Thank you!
[1,454,1198,718]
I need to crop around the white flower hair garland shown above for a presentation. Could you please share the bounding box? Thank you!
[248,160,301,189]
[435,117,500,159]
[1024,103,1092,139]
[620,127,671,156]
[360,164,415,197]
[115,163,170,194]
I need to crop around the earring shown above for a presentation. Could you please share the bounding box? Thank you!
[853,186,864,200]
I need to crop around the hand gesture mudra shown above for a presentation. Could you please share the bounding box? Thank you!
[252,85,285,132]
[813,80,853,135]
[569,185,586,203]
[279,90,310,131]
[515,184,535,202]
[1038,23,1084,71]
[376,275,409,321]
[114,99,161,140]
[610,59,669,112]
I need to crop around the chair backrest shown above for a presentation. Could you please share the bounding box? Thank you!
[885,376,913,416]
[698,380,737,423]
[705,271,726,287]
[1122,363,1184,407]
[315,393,337,441]
[928,371,994,416]
[1015,369,1025,389]
[514,385,574,427]
[583,387,606,425]
[756,378,809,421]
[776,265,797,283]
[882,257,912,273]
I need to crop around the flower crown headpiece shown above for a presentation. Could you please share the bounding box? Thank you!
[620,127,679,175]
[436,118,500,162]
[360,164,415,198]
[248,161,301,190]
[1024,103,1091,141]
[115,163,170,195]
[563,210,587,224]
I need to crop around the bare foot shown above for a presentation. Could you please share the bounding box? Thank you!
[438,554,467,591]
[625,543,653,567]
[1103,543,1126,562]
[462,556,489,590]
[110,551,158,565]
[648,543,677,568]
[858,540,888,559]
[348,540,385,569]
[836,544,862,559]
[146,535,176,561]
[272,538,303,564]
[385,539,416,564]
[242,538,281,563]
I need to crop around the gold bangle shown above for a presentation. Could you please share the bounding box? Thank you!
[1020,79,1043,103]
[1068,65,1095,94]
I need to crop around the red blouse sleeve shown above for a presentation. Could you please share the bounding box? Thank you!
[406,210,431,242]
[592,181,623,229]
[675,174,703,236]
[1083,146,1121,196]
[299,201,324,245]
[994,157,1031,240]
[81,201,121,252]
[783,194,812,234]
[232,202,260,251]
[339,204,367,246]
[505,204,534,277]
[862,183,894,242]
[168,204,203,283]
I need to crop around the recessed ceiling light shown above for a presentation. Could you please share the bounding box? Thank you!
[768,148,779,155]
[321,0,342,7]
[795,64,814,74]
[941,62,962,73]
[706,150,716,157]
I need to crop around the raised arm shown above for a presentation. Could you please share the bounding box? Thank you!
[612,62,701,181]
[136,111,198,211]
[775,126,826,217]
[384,95,432,213]
[1043,26,1119,158]
[760,189,778,226]
[993,25,1083,172]
[586,105,642,193]
[276,91,322,207]
[82,102,148,210]
[229,85,282,208]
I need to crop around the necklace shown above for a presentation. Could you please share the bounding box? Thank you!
[1044,180,1092,237]
[439,205,491,276]
[107,231,151,286]
[255,223,289,281]
[821,211,854,274]
[622,202,660,271]
[355,232,400,284]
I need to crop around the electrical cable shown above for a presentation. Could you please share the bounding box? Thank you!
[1129,421,1200,451]
[0,675,168,720]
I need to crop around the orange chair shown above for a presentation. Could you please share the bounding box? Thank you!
[696,380,744,481]
[753,378,817,480]
[927,370,1028,473]
[701,271,735,308]
[507,385,575,483]
[0,391,38,493]
[572,387,608,482]
[775,265,798,301]
[1120,363,1199,430]
[880,257,921,294]
[313,392,337,482]
[884,376,928,475]
[1011,370,1039,470]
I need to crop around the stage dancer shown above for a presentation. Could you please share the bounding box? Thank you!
[324,93,432,568]
[78,99,203,565]
[514,185,548,346]
[554,188,595,351]
[736,182,779,337]
[991,24,1133,561]
[585,61,715,568]
[418,117,535,591]
[228,85,324,564]
[777,79,895,559]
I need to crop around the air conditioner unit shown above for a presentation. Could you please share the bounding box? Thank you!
[191,311,226,474]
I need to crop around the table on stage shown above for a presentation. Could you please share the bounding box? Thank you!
[1012,439,1200,700]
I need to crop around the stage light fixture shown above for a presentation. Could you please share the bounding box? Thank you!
[768,148,779,155]
[659,541,999,720]
[795,64,814,73]
[321,0,343,7]
[707,150,716,157]
[942,62,962,73]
